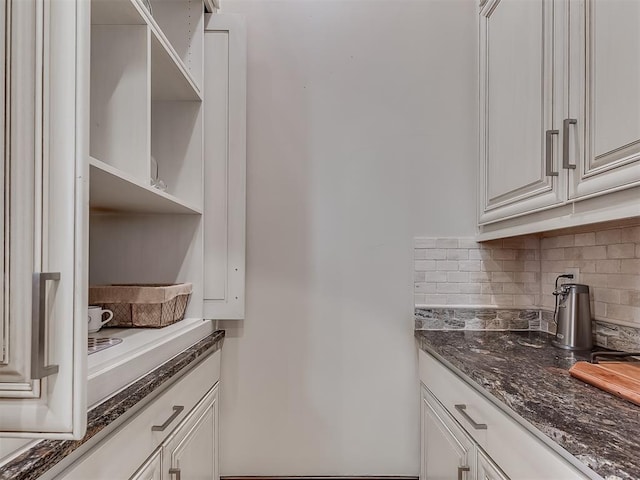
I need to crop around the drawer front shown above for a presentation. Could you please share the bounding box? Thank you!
[59,350,221,480]
[419,350,590,480]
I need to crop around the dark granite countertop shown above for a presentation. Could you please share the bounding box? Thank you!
[0,330,225,480]
[415,330,640,480]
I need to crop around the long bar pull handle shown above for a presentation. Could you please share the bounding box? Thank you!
[454,404,487,430]
[563,118,577,169]
[458,466,470,480]
[151,405,184,431]
[169,468,181,480]
[545,129,559,176]
[31,272,61,379]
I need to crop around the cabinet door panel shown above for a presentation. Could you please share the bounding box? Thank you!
[569,0,640,199]
[479,0,565,224]
[0,0,88,438]
[203,14,246,320]
[477,449,510,480]
[421,386,474,480]
[130,449,162,480]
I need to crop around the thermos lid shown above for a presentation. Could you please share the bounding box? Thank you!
[561,283,590,293]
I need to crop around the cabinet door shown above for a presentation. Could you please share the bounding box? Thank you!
[477,449,510,480]
[479,0,566,225]
[568,0,640,200]
[203,14,246,320]
[0,0,89,438]
[421,386,474,480]
[130,449,162,480]
[163,384,219,480]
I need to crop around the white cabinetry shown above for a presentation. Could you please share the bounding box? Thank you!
[58,349,220,480]
[478,0,640,239]
[0,0,89,438]
[419,350,595,480]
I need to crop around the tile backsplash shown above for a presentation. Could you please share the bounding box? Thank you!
[415,219,640,331]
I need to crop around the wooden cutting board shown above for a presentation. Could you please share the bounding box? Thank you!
[570,361,640,406]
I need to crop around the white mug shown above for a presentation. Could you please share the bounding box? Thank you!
[88,306,114,333]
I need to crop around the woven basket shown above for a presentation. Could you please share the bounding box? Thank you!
[88,283,193,328]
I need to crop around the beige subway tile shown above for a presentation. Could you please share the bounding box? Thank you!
[637,244,640,258]
[502,238,526,249]
[415,260,436,271]
[415,272,426,282]
[481,239,503,248]
[447,249,469,260]
[460,283,482,294]
[524,260,541,272]
[436,238,459,248]
[606,304,640,322]
[503,283,524,294]
[469,271,491,283]
[458,238,479,248]
[459,260,481,272]
[491,271,513,283]
[491,294,514,306]
[513,295,536,306]
[619,226,640,243]
[621,259,640,274]
[594,301,607,318]
[502,260,525,272]
[596,259,622,274]
[481,260,504,272]
[468,294,493,305]
[423,294,448,305]
[541,261,562,273]
[448,272,469,283]
[620,290,640,307]
[492,249,517,260]
[525,282,541,294]
[563,247,584,261]
[574,233,596,246]
[437,283,461,294]
[515,250,537,261]
[446,294,471,304]
[542,248,565,261]
[482,283,503,294]
[546,234,575,248]
[425,271,448,283]
[424,249,447,260]
[414,294,427,305]
[524,237,541,249]
[593,287,621,304]
[607,243,635,259]
[414,249,428,260]
[469,249,492,260]
[436,260,459,271]
[415,283,437,294]
[574,260,597,273]
[596,229,622,245]
[583,245,608,260]
[581,273,610,288]
[607,274,640,290]
[514,272,537,283]
[415,238,437,248]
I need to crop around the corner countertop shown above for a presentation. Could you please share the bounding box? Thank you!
[415,330,640,480]
[0,330,225,480]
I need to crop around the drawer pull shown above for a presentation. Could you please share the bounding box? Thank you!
[169,468,181,480]
[454,404,487,430]
[151,405,184,432]
[562,118,577,169]
[458,466,470,480]
[545,129,559,177]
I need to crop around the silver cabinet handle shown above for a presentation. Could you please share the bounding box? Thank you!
[31,272,61,379]
[563,118,577,169]
[151,405,184,431]
[458,466,470,480]
[169,468,181,480]
[545,129,559,177]
[454,404,487,430]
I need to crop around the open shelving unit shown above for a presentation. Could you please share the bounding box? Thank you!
[89,0,206,319]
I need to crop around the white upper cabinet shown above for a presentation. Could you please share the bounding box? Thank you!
[0,0,89,438]
[568,0,640,200]
[479,0,566,225]
[478,0,640,238]
[203,14,247,320]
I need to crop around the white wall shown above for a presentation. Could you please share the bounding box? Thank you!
[217,0,478,475]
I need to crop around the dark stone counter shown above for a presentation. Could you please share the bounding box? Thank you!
[0,330,225,480]
[415,330,640,480]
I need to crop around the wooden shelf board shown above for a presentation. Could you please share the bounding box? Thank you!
[89,157,202,215]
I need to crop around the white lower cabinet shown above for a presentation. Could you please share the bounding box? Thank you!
[419,350,595,480]
[57,350,221,480]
